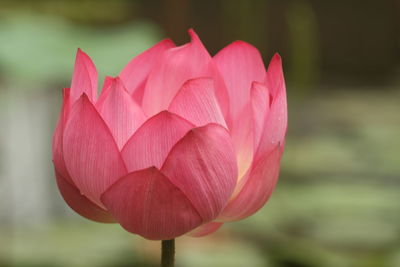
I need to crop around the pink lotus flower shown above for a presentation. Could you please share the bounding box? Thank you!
[52,29,287,240]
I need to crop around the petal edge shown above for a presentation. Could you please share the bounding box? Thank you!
[55,169,115,223]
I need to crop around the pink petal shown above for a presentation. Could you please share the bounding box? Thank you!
[218,145,283,221]
[251,82,270,148]
[230,104,254,179]
[96,77,147,149]
[169,77,227,128]
[101,76,114,94]
[55,169,115,223]
[218,55,287,222]
[214,41,266,119]
[121,111,194,172]
[52,88,73,183]
[142,29,212,116]
[101,167,202,240]
[206,62,231,120]
[161,124,238,222]
[266,53,285,97]
[187,222,223,237]
[63,94,128,207]
[256,54,287,159]
[119,39,175,103]
[70,48,98,104]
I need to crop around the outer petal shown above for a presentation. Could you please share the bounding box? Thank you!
[119,39,175,103]
[63,94,128,207]
[161,124,238,222]
[214,41,266,119]
[55,169,115,223]
[70,48,98,104]
[96,77,147,149]
[256,54,287,159]
[168,78,227,128]
[218,145,283,221]
[101,167,202,240]
[121,111,194,172]
[52,88,72,182]
[251,82,270,148]
[142,29,212,116]
[187,222,223,237]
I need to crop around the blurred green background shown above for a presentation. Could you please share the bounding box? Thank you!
[0,0,399,266]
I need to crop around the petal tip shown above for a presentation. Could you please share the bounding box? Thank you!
[161,38,176,46]
[149,166,159,172]
[103,76,128,93]
[271,53,282,65]
[111,76,127,90]
[230,40,259,52]
[157,110,173,117]
[114,76,122,83]
[187,28,204,46]
[273,52,282,60]
[183,76,214,88]
[76,48,89,59]
[79,92,90,101]
[101,76,114,89]
[156,110,192,123]
[186,123,230,144]
[188,28,197,38]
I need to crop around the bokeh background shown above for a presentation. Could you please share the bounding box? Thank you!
[0,0,399,266]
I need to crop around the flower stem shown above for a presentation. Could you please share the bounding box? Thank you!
[161,239,175,267]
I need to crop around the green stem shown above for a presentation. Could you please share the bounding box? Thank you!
[161,239,175,267]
